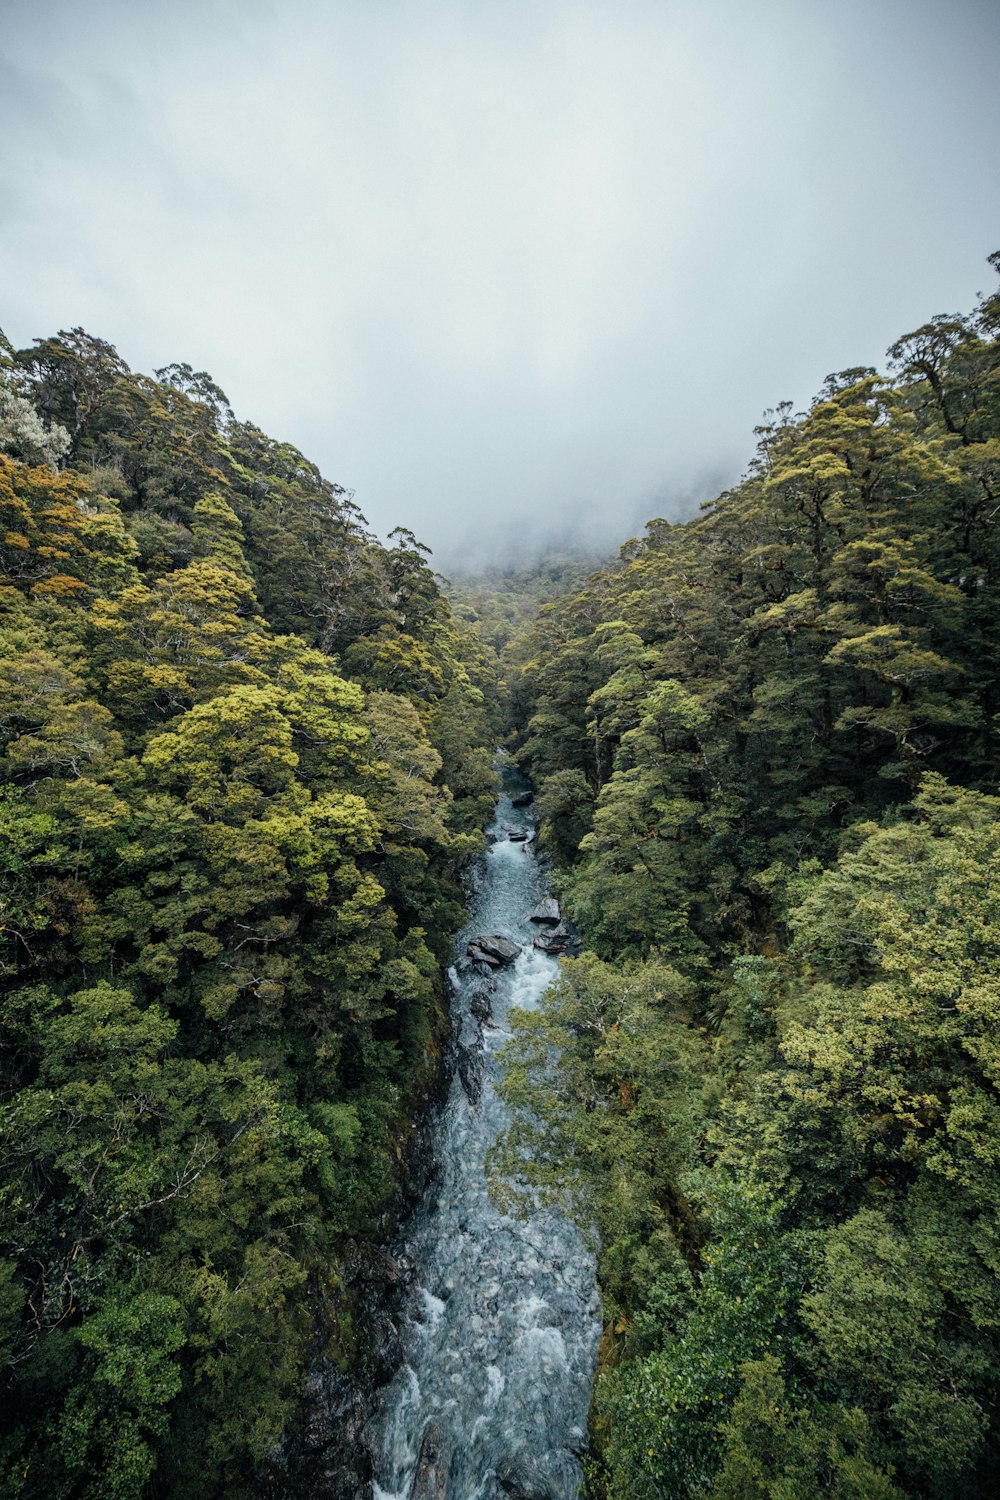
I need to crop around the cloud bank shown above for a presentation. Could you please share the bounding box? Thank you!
[2,0,998,566]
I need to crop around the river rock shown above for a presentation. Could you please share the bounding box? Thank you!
[410,1419,450,1500]
[458,1045,485,1106]
[470,986,494,1023]
[532,921,580,956]
[257,1359,373,1499]
[474,935,521,964]
[528,897,560,925]
[346,1242,416,1287]
[495,1461,550,1500]
[467,942,502,968]
[507,828,530,842]
[510,791,534,808]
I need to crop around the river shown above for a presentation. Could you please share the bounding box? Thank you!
[370,778,602,1500]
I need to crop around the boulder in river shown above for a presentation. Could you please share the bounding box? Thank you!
[458,1045,485,1106]
[473,934,521,964]
[507,828,530,842]
[410,1419,450,1500]
[470,985,494,1023]
[510,791,534,808]
[532,921,580,956]
[467,942,502,968]
[495,1461,551,1500]
[529,897,560,925]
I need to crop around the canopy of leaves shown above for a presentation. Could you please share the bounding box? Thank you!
[492,255,1000,1500]
[0,329,498,1496]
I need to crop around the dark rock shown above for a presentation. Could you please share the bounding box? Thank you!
[456,1010,485,1106]
[411,1419,450,1500]
[495,1461,550,1500]
[507,829,530,842]
[346,1243,415,1287]
[470,987,494,1023]
[467,942,501,968]
[361,1308,403,1374]
[532,920,580,956]
[458,1045,484,1105]
[256,1361,373,1499]
[529,897,561,925]
[475,934,521,964]
[511,791,534,808]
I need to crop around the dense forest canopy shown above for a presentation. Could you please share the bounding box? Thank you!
[490,253,1000,1498]
[0,327,500,1497]
[2,249,1000,1500]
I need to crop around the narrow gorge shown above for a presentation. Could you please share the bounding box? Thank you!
[370,774,601,1500]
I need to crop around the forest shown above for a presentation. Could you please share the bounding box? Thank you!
[0,329,499,1495]
[1,249,999,1499]
[491,253,1000,1498]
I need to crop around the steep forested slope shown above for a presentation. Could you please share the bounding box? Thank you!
[494,254,1000,1498]
[0,330,498,1497]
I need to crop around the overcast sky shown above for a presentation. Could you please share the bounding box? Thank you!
[2,0,998,568]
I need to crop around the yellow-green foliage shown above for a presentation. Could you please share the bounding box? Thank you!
[496,259,1000,1499]
[0,335,497,1498]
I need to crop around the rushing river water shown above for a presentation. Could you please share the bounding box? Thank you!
[370,782,602,1500]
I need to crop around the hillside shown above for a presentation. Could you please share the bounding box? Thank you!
[492,253,1000,1499]
[0,330,498,1497]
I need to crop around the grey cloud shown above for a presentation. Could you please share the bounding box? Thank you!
[1,0,998,568]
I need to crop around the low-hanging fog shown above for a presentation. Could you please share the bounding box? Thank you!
[2,0,999,569]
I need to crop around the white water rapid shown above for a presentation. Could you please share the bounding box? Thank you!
[370,781,602,1500]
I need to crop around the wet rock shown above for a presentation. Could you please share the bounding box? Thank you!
[458,1045,484,1106]
[533,920,582,956]
[457,1011,485,1106]
[495,1461,550,1500]
[347,1243,415,1287]
[507,829,530,842]
[474,935,521,964]
[467,942,502,968]
[256,1361,373,1499]
[528,897,560,925]
[511,791,534,808]
[470,986,494,1023]
[362,1308,403,1375]
[532,933,564,955]
[410,1419,450,1500]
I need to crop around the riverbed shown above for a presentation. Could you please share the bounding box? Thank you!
[370,781,601,1500]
